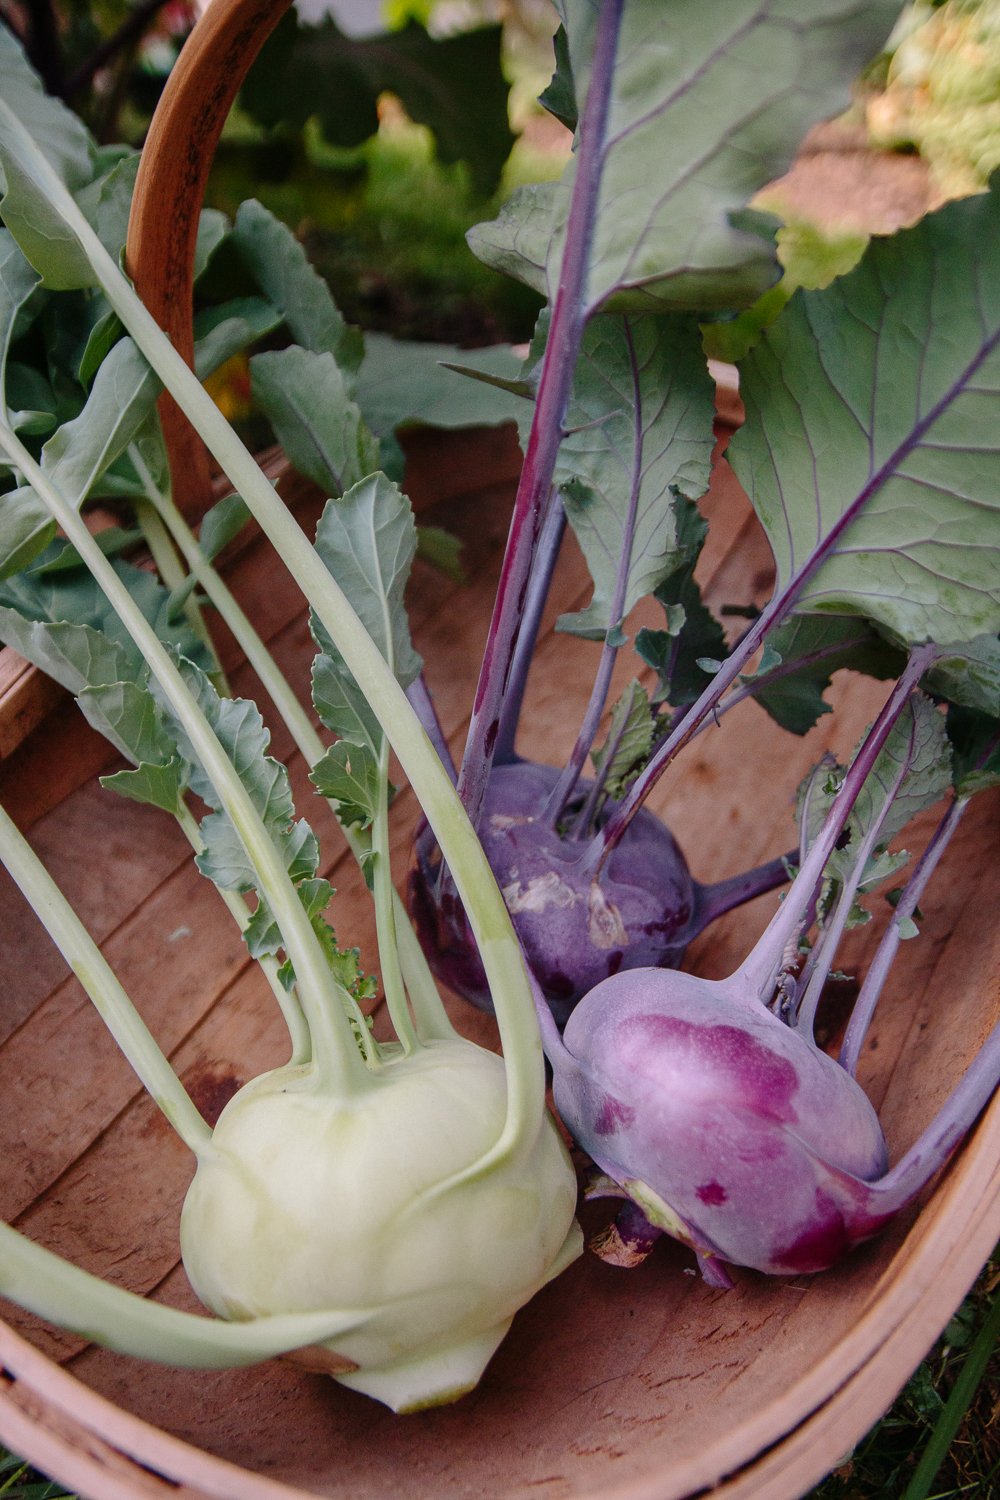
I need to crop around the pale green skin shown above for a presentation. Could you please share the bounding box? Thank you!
[181,1037,581,1411]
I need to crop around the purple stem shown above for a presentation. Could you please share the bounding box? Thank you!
[492,488,567,766]
[544,314,644,829]
[736,645,939,999]
[455,0,625,834]
[585,320,1000,877]
[692,852,797,928]
[794,719,917,1041]
[838,795,969,1078]
[864,1016,1000,1213]
[405,674,456,782]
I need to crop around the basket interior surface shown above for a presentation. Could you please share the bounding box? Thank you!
[2,411,1000,1500]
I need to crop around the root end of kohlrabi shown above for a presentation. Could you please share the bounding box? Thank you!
[333,1322,514,1412]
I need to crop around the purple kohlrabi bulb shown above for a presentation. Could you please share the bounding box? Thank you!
[551,968,897,1279]
[408,761,790,1027]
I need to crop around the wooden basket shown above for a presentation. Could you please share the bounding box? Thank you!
[2,5,999,1496]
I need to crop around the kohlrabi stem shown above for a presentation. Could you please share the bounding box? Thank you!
[493,488,566,767]
[0,799,211,1154]
[454,0,625,834]
[839,793,970,1077]
[737,645,938,999]
[131,442,453,1046]
[0,1218,376,1366]
[0,113,538,1163]
[406,674,455,782]
[174,799,312,1065]
[372,737,419,1054]
[0,420,371,1098]
[133,492,227,689]
[794,724,916,1040]
[546,314,643,831]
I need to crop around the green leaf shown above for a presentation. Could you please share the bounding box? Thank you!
[415,524,463,582]
[0,116,96,290]
[228,198,362,376]
[0,229,41,399]
[198,493,252,562]
[538,23,577,133]
[73,152,139,267]
[923,636,1000,717]
[591,679,655,801]
[468,0,898,313]
[100,757,187,814]
[309,738,381,828]
[634,496,728,706]
[730,181,1000,648]
[435,362,537,403]
[0,487,56,579]
[194,209,229,281]
[310,644,383,753]
[313,471,422,688]
[76,304,123,390]
[355,333,528,437]
[748,616,906,736]
[0,610,135,692]
[240,15,514,197]
[553,313,715,640]
[153,658,319,895]
[801,694,953,892]
[0,27,94,192]
[250,346,378,497]
[37,336,160,508]
[192,297,283,382]
[79,678,180,769]
[30,526,142,575]
[946,703,1000,795]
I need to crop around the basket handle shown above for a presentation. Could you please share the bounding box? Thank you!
[125,0,292,517]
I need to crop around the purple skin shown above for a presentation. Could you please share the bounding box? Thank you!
[408,760,791,1027]
[535,651,1000,1283]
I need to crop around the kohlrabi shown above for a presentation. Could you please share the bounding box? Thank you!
[542,663,1000,1285]
[0,70,581,1412]
[403,0,908,1021]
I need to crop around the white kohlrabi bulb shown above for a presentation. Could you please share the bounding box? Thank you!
[180,1035,580,1412]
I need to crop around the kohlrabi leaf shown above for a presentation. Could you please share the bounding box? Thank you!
[468,0,898,314]
[31,525,142,575]
[731,181,1000,648]
[0,100,96,289]
[309,739,381,829]
[0,230,41,397]
[0,487,56,579]
[310,643,383,754]
[77,304,123,390]
[538,23,577,134]
[923,636,1000,717]
[228,199,363,377]
[36,336,160,507]
[192,298,283,384]
[553,313,715,641]
[0,27,94,192]
[79,678,182,771]
[73,153,139,266]
[354,334,528,437]
[194,209,229,281]
[0,611,135,693]
[415,525,464,583]
[7,362,57,435]
[0,547,212,672]
[590,679,655,801]
[240,14,514,198]
[250,346,378,498]
[313,472,422,688]
[198,493,252,562]
[153,657,319,895]
[946,703,1000,795]
[804,693,953,892]
[100,756,188,813]
[748,616,906,736]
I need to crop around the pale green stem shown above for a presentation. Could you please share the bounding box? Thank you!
[132,493,226,689]
[0,799,211,1154]
[0,1219,376,1367]
[132,442,452,1046]
[372,737,418,1054]
[0,113,541,1171]
[173,799,311,1065]
[0,418,371,1100]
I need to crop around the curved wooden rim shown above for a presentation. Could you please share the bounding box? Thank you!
[124,0,292,518]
